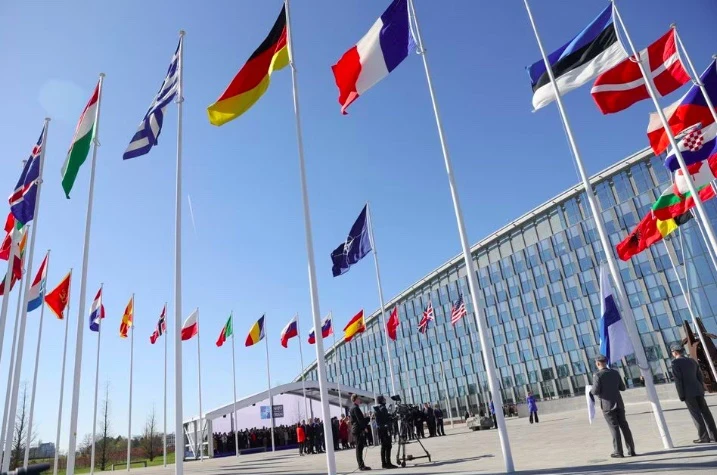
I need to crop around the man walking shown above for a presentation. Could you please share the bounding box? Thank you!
[434,404,445,436]
[671,343,717,443]
[527,391,539,424]
[591,355,636,458]
[350,394,371,471]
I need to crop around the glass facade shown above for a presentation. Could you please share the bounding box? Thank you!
[298,149,717,417]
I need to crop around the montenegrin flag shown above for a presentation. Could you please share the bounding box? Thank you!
[207,6,288,126]
[332,0,414,114]
[26,253,48,312]
[119,296,134,338]
[62,81,100,198]
[245,315,266,347]
[216,314,233,347]
[44,271,71,320]
[343,310,365,343]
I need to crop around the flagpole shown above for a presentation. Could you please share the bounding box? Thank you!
[90,283,104,474]
[127,294,134,471]
[0,259,27,465]
[524,0,672,451]
[196,308,203,461]
[24,250,50,468]
[53,269,72,475]
[0,231,17,371]
[66,73,106,474]
[663,238,717,380]
[690,209,717,272]
[263,318,275,452]
[439,360,454,429]
[296,315,309,421]
[284,1,336,472]
[173,30,186,475]
[163,302,168,467]
[230,311,239,457]
[407,0,514,469]
[365,203,397,397]
[673,28,717,127]
[331,317,342,416]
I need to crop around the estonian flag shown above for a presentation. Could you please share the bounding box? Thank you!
[527,4,626,110]
[598,265,634,365]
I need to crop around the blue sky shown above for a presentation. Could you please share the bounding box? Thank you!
[1,0,716,449]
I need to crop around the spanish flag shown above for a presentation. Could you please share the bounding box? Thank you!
[119,296,134,338]
[207,6,289,126]
[343,310,365,343]
[245,314,266,347]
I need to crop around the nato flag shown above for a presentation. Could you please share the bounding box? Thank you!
[331,205,373,277]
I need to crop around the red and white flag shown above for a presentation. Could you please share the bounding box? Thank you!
[591,29,690,114]
[181,308,199,341]
[150,305,167,344]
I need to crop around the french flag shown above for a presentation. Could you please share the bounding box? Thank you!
[88,287,105,332]
[599,265,634,365]
[308,316,333,344]
[26,254,48,312]
[280,316,299,348]
[331,0,414,114]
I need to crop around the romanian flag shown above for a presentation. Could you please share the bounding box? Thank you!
[343,310,365,343]
[245,315,266,347]
[207,6,289,126]
[119,296,134,338]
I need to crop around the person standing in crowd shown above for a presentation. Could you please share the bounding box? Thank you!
[375,395,397,469]
[350,394,371,471]
[297,422,306,456]
[332,417,340,451]
[434,404,445,436]
[490,401,497,429]
[370,413,379,447]
[527,391,539,424]
[591,355,636,458]
[414,409,425,439]
[340,415,349,449]
[423,403,436,437]
[671,343,717,443]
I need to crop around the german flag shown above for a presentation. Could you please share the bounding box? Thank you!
[207,6,289,126]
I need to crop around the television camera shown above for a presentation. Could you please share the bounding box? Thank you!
[385,395,431,467]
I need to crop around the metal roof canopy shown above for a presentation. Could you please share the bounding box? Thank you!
[186,381,375,423]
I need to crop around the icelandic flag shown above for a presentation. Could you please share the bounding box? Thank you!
[123,37,180,159]
[664,122,717,172]
[598,265,633,365]
[308,315,333,344]
[9,125,45,225]
[331,205,373,277]
[331,0,414,114]
[26,254,48,312]
[88,287,105,332]
[280,316,299,348]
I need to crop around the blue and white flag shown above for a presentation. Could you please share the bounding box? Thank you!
[598,265,633,365]
[123,37,181,160]
[9,125,45,225]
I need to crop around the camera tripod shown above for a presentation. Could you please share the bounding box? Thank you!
[395,420,431,468]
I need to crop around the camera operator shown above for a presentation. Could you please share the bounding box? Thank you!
[350,394,372,471]
[375,395,398,469]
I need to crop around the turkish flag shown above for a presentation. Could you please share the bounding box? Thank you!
[386,307,399,341]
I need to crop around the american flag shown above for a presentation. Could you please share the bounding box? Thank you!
[123,37,181,160]
[418,301,434,334]
[450,295,467,325]
[150,305,167,345]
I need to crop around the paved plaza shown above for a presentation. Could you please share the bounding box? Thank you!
[140,396,717,474]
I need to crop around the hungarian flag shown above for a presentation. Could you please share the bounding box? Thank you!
[88,287,105,332]
[207,6,288,126]
[647,60,717,155]
[44,271,71,319]
[591,29,690,114]
[62,81,100,198]
[150,305,167,345]
[616,211,692,260]
[119,296,134,338]
[216,314,233,347]
[27,253,49,312]
[280,316,298,348]
[181,309,199,341]
[386,307,399,341]
[245,315,265,347]
[343,310,365,343]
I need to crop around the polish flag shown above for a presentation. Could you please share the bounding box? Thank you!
[181,309,199,341]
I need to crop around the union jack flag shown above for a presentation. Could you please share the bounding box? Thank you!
[9,125,45,225]
[450,295,467,325]
[150,305,167,344]
[418,301,434,334]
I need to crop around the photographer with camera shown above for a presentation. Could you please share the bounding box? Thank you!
[350,394,372,471]
[375,395,398,469]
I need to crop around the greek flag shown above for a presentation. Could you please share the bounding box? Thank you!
[123,37,181,160]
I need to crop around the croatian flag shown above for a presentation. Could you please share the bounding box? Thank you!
[26,254,48,312]
[88,287,105,332]
[280,316,299,348]
[331,0,414,114]
[308,316,333,344]
[664,122,717,172]
[598,265,633,365]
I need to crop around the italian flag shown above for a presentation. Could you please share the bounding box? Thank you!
[61,81,100,198]
[216,315,233,347]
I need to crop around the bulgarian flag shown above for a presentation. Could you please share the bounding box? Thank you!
[61,80,100,198]
[652,159,717,221]
[216,314,233,347]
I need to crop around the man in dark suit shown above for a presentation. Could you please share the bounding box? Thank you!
[590,355,636,458]
[671,343,717,443]
[349,394,371,471]
[423,403,436,437]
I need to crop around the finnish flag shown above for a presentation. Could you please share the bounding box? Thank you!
[599,265,634,365]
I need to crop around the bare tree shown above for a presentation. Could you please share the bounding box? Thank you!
[140,407,160,461]
[11,383,34,470]
[98,381,112,471]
